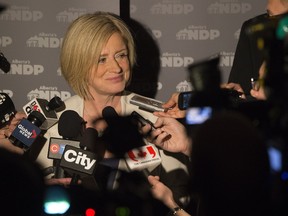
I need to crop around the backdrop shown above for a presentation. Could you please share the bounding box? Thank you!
[0,0,265,110]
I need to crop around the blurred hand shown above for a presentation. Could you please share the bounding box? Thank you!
[250,62,267,100]
[154,92,186,118]
[7,111,27,136]
[45,178,75,187]
[147,117,191,157]
[0,111,27,155]
[148,175,178,210]
[0,136,24,155]
[250,87,266,100]
[221,82,246,99]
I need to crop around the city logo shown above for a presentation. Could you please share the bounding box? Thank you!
[60,146,97,173]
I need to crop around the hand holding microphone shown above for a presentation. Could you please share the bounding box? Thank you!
[148,117,191,157]
[0,111,27,155]
[9,110,45,150]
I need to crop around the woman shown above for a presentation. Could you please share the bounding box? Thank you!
[37,12,190,207]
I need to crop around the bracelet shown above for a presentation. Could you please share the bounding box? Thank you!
[172,207,183,215]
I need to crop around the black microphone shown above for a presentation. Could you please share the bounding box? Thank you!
[79,127,104,157]
[58,110,85,140]
[102,106,145,157]
[48,110,84,178]
[102,106,161,179]
[102,106,119,125]
[9,111,45,150]
[0,52,10,73]
[0,92,16,128]
[60,127,99,188]
[22,96,65,130]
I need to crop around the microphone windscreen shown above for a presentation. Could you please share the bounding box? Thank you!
[102,106,119,125]
[58,110,84,139]
[0,93,16,127]
[46,96,64,111]
[0,52,10,73]
[102,106,145,157]
[79,127,98,150]
[80,127,105,160]
[27,111,46,127]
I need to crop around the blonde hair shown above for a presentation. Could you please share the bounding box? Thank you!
[60,12,136,99]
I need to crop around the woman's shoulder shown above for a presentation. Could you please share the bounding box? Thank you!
[63,95,83,108]
[57,95,84,116]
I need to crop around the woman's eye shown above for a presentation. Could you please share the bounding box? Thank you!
[116,53,128,59]
[98,57,106,64]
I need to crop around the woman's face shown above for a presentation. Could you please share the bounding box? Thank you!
[88,32,130,97]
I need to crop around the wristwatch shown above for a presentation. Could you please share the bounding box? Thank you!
[172,207,183,215]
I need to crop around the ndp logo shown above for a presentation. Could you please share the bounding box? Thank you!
[0,6,43,21]
[56,9,87,22]
[26,33,63,48]
[151,2,193,15]
[161,52,193,68]
[177,26,220,40]
[176,80,192,92]
[208,1,251,14]
[27,87,71,101]
[9,60,44,75]
[220,52,235,67]
[0,36,12,47]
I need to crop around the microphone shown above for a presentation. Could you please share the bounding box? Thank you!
[102,106,146,157]
[9,111,45,150]
[58,110,85,140]
[60,127,99,188]
[79,127,105,159]
[22,96,65,130]
[0,52,10,73]
[0,92,16,128]
[48,110,84,178]
[125,143,161,172]
[102,106,161,175]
